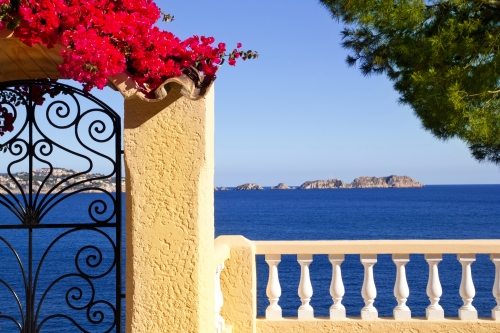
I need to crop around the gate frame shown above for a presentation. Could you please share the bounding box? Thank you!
[0,79,123,333]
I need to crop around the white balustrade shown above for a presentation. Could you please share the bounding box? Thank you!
[297,254,314,319]
[393,254,411,320]
[360,254,378,319]
[458,254,477,320]
[329,254,346,319]
[491,254,500,320]
[425,254,444,320]
[215,262,225,333]
[249,239,500,322]
[265,254,282,319]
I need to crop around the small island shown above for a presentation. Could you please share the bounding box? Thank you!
[214,186,229,191]
[270,183,295,190]
[234,183,264,190]
[301,178,348,189]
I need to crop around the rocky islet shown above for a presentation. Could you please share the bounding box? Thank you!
[300,175,424,189]
[270,183,294,190]
[234,183,264,190]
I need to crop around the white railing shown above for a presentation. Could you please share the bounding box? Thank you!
[214,242,230,332]
[254,239,500,320]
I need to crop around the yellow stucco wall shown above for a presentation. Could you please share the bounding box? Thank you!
[257,318,500,332]
[216,236,258,333]
[124,84,214,333]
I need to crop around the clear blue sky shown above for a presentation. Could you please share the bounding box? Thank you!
[153,0,500,186]
[5,0,498,186]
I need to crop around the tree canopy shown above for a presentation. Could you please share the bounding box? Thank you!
[319,0,500,164]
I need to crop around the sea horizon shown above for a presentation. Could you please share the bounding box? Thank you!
[216,183,500,188]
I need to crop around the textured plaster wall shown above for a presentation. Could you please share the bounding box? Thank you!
[257,318,500,333]
[124,84,214,333]
[216,236,257,333]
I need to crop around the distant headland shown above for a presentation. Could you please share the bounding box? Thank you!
[0,168,124,194]
[301,175,424,189]
[215,175,424,190]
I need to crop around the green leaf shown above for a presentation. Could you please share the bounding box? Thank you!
[6,17,20,31]
[161,12,175,22]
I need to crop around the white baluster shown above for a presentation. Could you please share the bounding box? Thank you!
[265,254,282,319]
[425,254,444,320]
[360,254,378,319]
[491,254,500,320]
[215,263,225,333]
[458,254,477,320]
[393,254,411,319]
[329,254,346,319]
[297,254,314,319]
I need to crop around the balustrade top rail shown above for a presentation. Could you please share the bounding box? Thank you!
[253,239,500,255]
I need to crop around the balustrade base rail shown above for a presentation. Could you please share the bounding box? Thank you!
[256,317,500,333]
[256,316,500,321]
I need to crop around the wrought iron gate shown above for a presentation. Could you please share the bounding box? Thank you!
[0,80,122,332]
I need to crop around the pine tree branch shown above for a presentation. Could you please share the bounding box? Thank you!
[475,0,500,6]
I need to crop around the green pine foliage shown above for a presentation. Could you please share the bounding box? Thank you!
[319,0,500,164]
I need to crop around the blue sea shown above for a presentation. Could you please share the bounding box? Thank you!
[0,193,125,332]
[215,185,500,319]
[0,185,499,331]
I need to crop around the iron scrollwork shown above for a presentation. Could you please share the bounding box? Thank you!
[0,80,123,332]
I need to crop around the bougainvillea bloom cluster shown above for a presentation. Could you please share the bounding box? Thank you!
[0,0,257,92]
[0,108,14,136]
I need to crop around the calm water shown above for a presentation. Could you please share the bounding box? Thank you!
[0,185,498,331]
[0,193,125,332]
[215,185,500,318]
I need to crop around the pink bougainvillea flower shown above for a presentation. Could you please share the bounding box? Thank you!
[0,0,251,92]
[0,110,14,136]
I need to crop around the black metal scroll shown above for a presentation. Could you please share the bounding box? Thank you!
[0,80,122,332]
